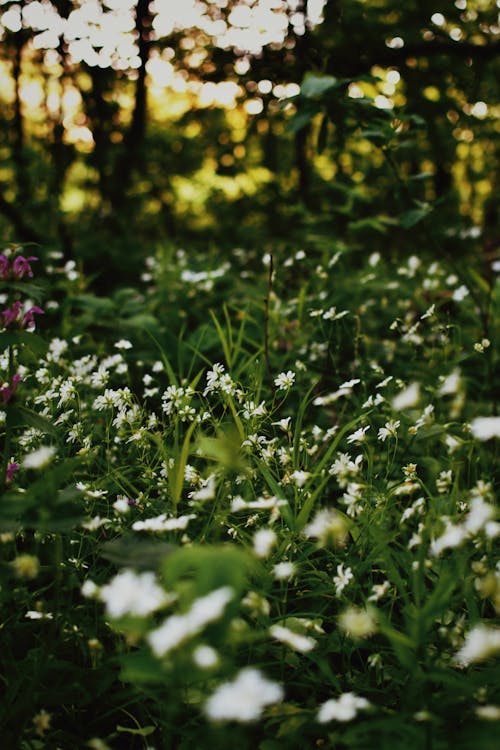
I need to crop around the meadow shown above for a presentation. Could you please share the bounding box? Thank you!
[0,238,498,749]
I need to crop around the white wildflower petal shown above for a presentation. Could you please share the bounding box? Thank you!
[317,693,370,723]
[148,587,234,657]
[272,561,296,580]
[333,563,354,596]
[470,417,500,441]
[132,514,196,532]
[22,445,56,470]
[274,370,295,390]
[454,625,500,666]
[269,624,316,652]
[392,382,420,411]
[99,570,170,619]
[193,645,219,669]
[253,528,277,558]
[290,469,311,487]
[346,426,370,444]
[204,668,284,722]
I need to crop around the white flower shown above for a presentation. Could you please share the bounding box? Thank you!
[22,445,56,470]
[81,579,99,598]
[132,514,196,532]
[454,625,500,666]
[114,339,133,349]
[436,470,452,494]
[148,587,234,657]
[99,570,170,618]
[113,497,131,513]
[317,693,370,723]
[420,303,435,320]
[439,369,461,396]
[329,452,362,488]
[188,475,216,502]
[476,705,500,720]
[204,668,284,722]
[274,370,295,390]
[452,284,469,301]
[25,610,53,620]
[290,469,310,487]
[303,509,347,546]
[346,426,370,444]
[470,417,500,441]
[333,563,353,596]
[231,495,287,512]
[313,386,353,405]
[273,417,291,432]
[392,382,420,411]
[429,522,467,557]
[253,528,277,558]
[272,561,296,580]
[377,419,400,441]
[82,515,111,531]
[269,624,316,652]
[338,607,377,638]
[463,497,495,534]
[368,580,391,602]
[193,644,219,669]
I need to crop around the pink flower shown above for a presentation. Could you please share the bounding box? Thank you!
[12,255,38,279]
[0,254,38,280]
[0,255,9,279]
[0,373,21,404]
[22,305,44,330]
[2,300,23,327]
[1,302,44,330]
[5,462,19,483]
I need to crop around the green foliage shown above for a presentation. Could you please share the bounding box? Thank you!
[0,238,498,748]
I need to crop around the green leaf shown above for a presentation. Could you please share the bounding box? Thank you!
[122,313,161,336]
[10,405,58,436]
[172,419,197,508]
[100,536,177,571]
[120,650,166,684]
[0,331,47,356]
[399,206,432,228]
[286,103,321,133]
[116,724,156,736]
[162,544,256,596]
[300,74,338,98]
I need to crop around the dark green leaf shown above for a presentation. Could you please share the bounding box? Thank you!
[10,405,58,436]
[100,535,177,570]
[300,74,338,98]
[399,206,432,228]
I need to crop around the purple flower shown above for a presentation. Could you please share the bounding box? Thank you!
[0,255,9,280]
[5,462,19,483]
[1,302,44,330]
[12,255,38,279]
[0,254,38,280]
[22,305,44,330]
[0,373,21,404]
[2,300,23,328]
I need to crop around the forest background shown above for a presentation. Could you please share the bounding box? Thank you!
[0,0,499,283]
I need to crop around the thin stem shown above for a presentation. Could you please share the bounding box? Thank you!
[263,254,275,392]
[1,345,14,486]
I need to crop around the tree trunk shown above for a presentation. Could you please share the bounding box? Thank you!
[109,0,152,211]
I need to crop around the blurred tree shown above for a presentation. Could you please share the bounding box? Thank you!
[0,0,498,281]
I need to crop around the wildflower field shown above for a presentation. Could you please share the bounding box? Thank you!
[0,241,499,750]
